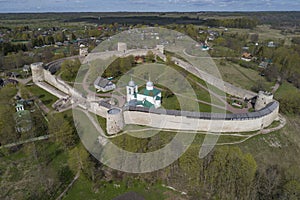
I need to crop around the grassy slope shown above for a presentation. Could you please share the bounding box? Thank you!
[63,175,169,200]
[26,84,58,109]
[216,60,274,91]
[239,82,300,170]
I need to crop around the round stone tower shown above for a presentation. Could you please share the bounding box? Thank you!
[30,62,44,83]
[106,108,125,135]
[255,91,274,111]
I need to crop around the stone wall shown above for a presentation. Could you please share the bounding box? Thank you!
[43,70,70,94]
[171,57,257,99]
[89,102,109,118]
[123,102,279,133]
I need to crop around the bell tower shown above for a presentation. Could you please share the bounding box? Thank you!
[126,78,138,102]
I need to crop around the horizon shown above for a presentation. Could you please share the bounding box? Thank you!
[1,10,300,14]
[0,0,299,13]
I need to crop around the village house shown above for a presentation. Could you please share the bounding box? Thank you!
[79,44,88,56]
[241,52,253,62]
[259,61,269,69]
[135,56,145,64]
[268,41,276,48]
[94,77,116,92]
[14,101,32,133]
[23,65,30,73]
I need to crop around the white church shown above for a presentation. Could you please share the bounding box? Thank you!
[126,79,161,108]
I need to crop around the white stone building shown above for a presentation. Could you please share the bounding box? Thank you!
[126,79,161,108]
[118,42,127,52]
[79,44,88,56]
[94,77,116,92]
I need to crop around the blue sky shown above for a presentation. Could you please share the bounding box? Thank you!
[0,0,299,13]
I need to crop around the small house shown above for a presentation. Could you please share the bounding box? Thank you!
[135,56,144,64]
[94,77,116,92]
[7,72,21,78]
[258,61,269,69]
[4,79,19,86]
[202,45,210,51]
[241,52,253,62]
[268,41,276,48]
[14,101,32,133]
[23,65,30,73]
[79,44,88,56]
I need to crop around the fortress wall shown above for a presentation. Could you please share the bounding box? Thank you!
[123,104,279,132]
[43,70,69,94]
[261,105,279,128]
[35,82,68,99]
[42,69,74,96]
[89,102,109,118]
[171,57,257,99]
[85,49,162,64]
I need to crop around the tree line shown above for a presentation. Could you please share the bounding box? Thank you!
[204,17,258,29]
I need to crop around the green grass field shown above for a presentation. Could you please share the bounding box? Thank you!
[274,81,300,99]
[63,175,170,200]
[26,84,58,109]
[216,60,274,91]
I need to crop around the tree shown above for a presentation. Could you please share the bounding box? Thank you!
[264,65,280,82]
[255,165,283,200]
[283,180,300,200]
[48,114,77,150]
[60,58,81,82]
[0,86,18,144]
[58,165,74,184]
[45,35,55,45]
[251,80,267,93]
[145,51,155,63]
[201,147,257,199]
[214,37,226,46]
[71,32,77,41]
[55,32,66,43]
[166,55,174,66]
[277,90,300,115]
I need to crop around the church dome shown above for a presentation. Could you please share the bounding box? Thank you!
[146,81,154,90]
[146,81,153,87]
[128,80,135,87]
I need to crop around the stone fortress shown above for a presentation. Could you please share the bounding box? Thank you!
[30,42,280,136]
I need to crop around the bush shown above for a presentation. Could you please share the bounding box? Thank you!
[277,92,300,115]
[58,165,74,184]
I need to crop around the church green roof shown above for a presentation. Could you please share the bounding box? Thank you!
[136,100,154,108]
[139,88,161,97]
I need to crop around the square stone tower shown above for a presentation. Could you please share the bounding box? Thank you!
[30,62,44,83]
[118,42,127,53]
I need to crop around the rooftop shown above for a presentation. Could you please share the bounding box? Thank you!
[94,77,113,88]
[139,87,161,97]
